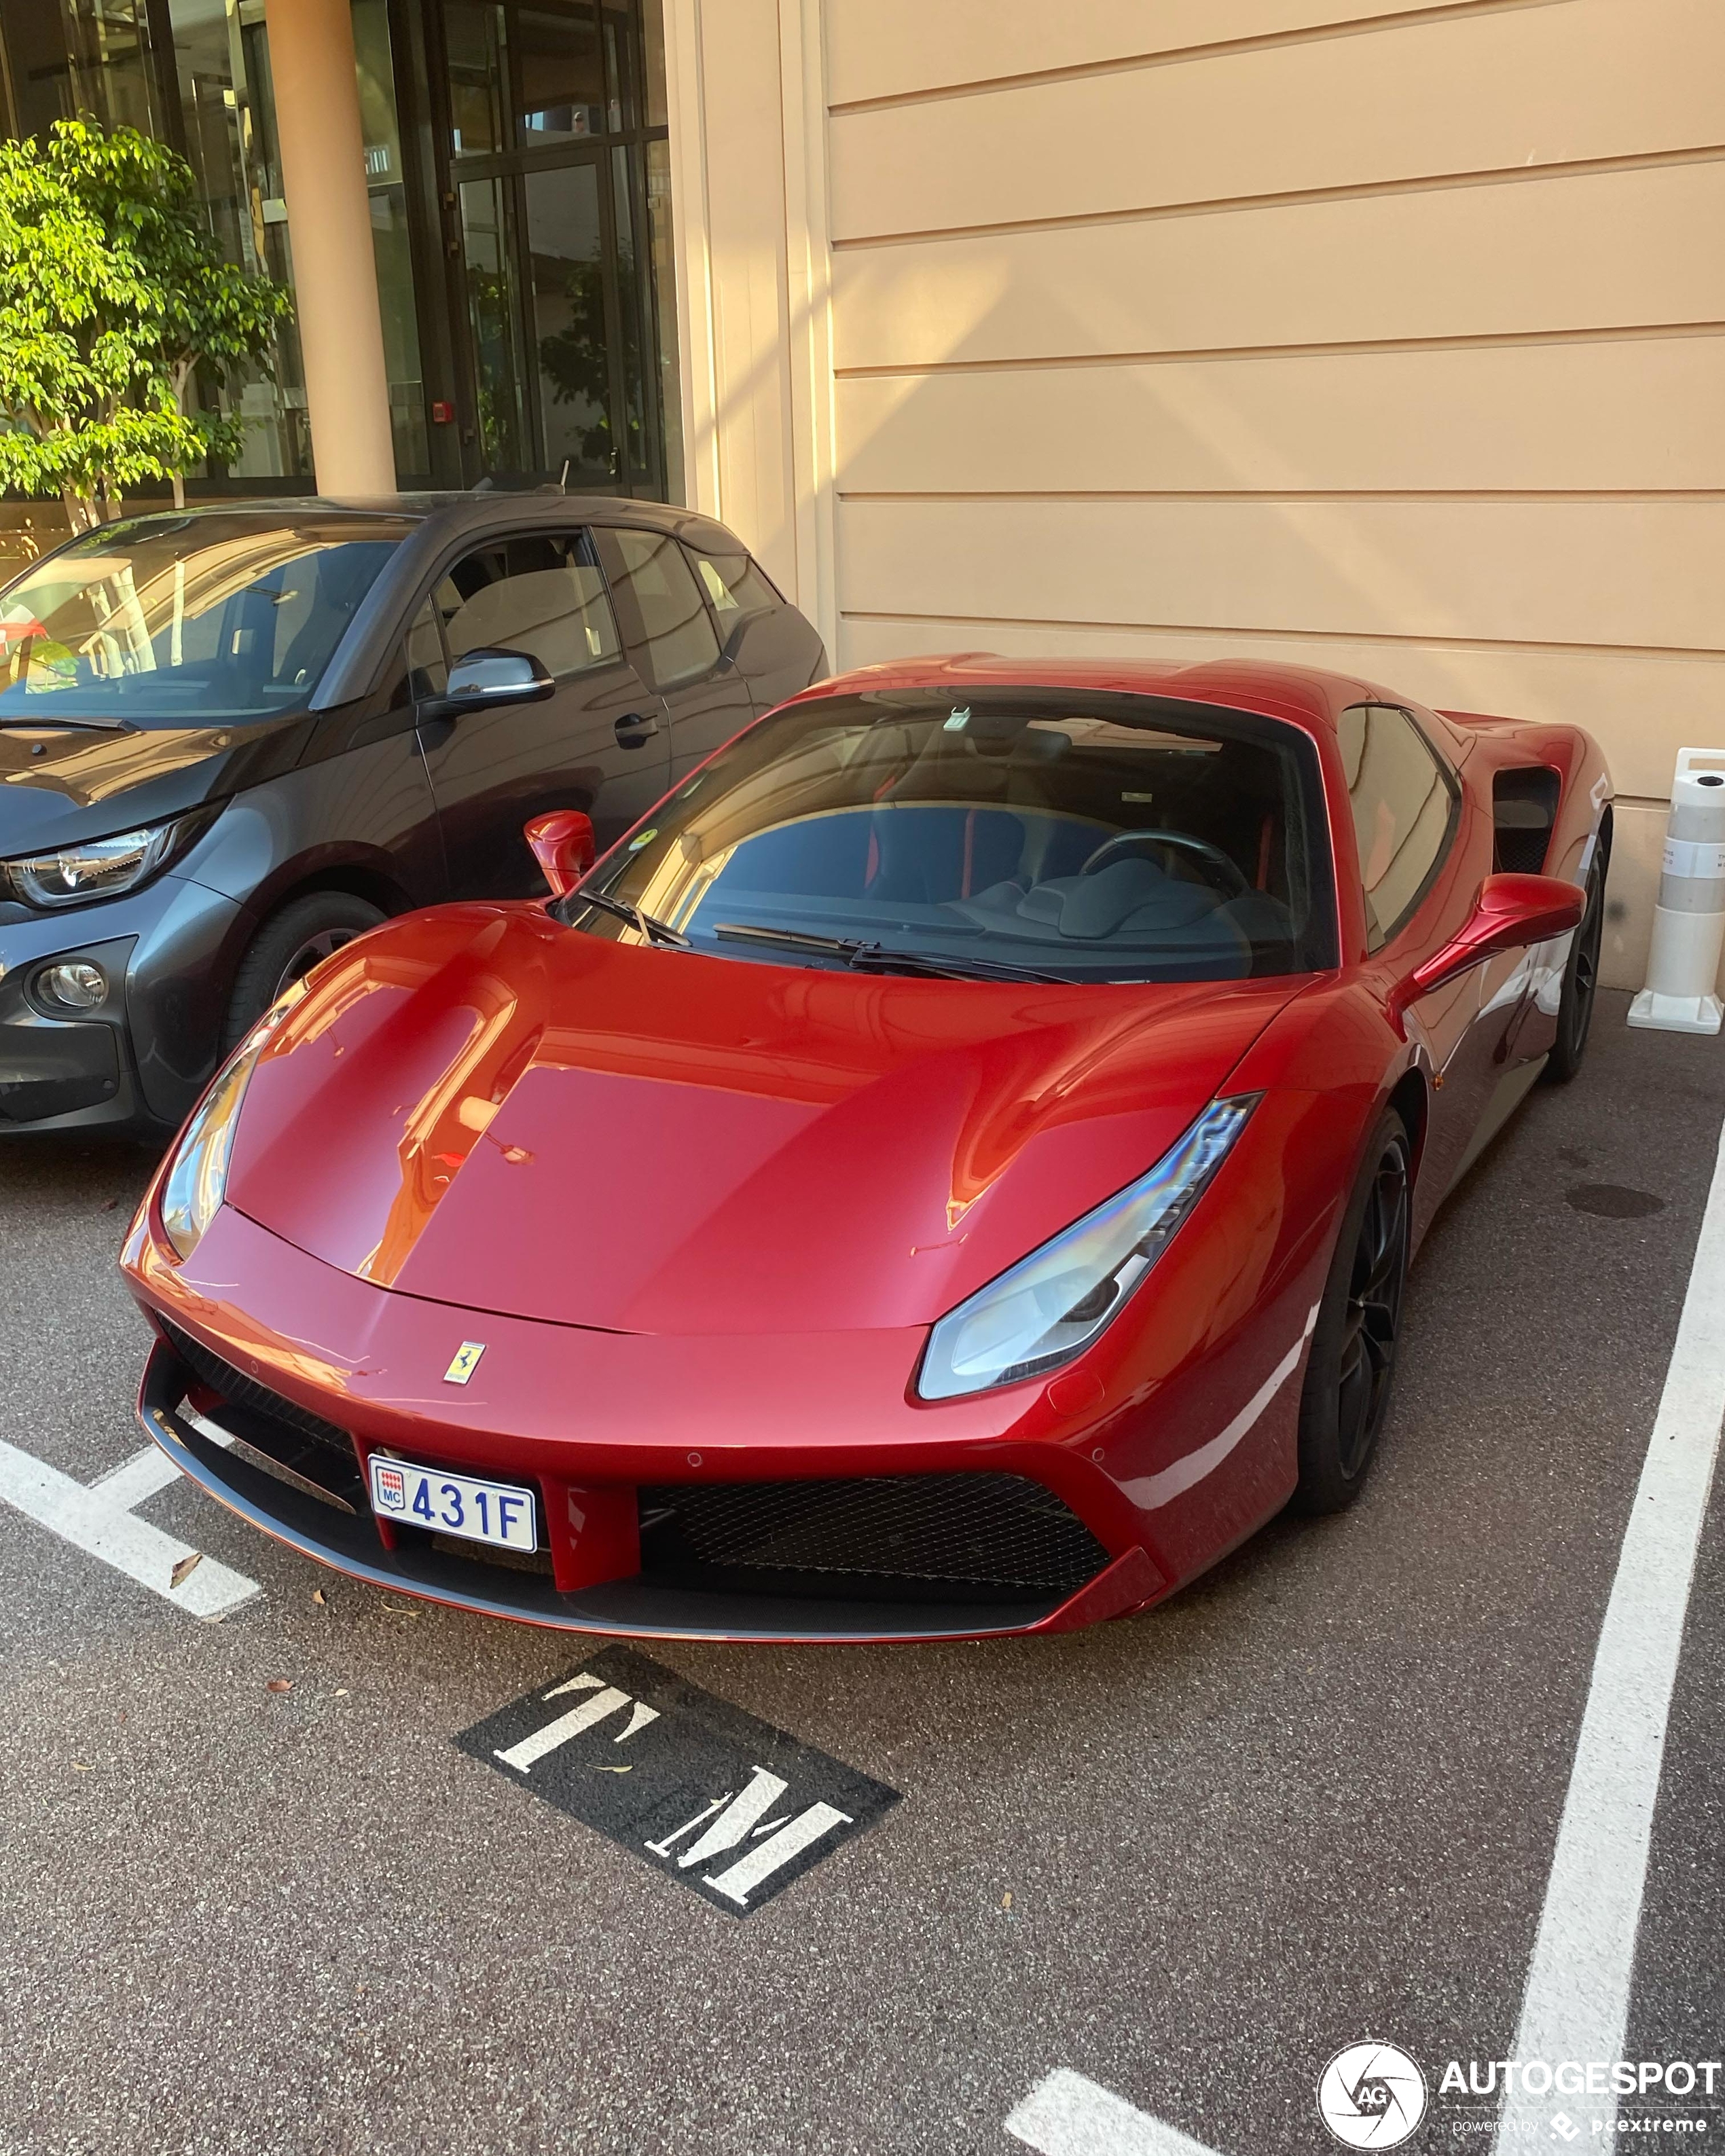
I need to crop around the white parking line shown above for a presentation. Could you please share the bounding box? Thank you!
[1006,2070,1222,2156]
[0,1436,259,1620]
[1495,1114,1725,2152]
[87,1446,185,1511]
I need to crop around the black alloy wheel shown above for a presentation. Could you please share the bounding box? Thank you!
[272,925,359,1000]
[1543,853,1605,1084]
[1294,1111,1412,1514]
[223,891,386,1050]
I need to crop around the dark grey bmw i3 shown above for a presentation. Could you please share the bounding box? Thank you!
[0,493,825,1138]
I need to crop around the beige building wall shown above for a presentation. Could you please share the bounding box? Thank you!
[664,0,1725,991]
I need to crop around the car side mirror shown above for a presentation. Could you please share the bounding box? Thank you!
[1398,872,1586,1003]
[429,646,554,716]
[525,808,596,897]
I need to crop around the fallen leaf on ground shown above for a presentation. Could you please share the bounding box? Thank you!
[1001,1892,1013,1910]
[71,1763,91,1772]
[311,1589,327,1605]
[266,1679,294,1694]
[381,1601,420,1615]
[591,1764,632,1774]
[333,1688,350,1697]
[101,1199,118,1213]
[169,1552,203,1589]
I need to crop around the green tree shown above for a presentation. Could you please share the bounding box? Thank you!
[0,118,293,532]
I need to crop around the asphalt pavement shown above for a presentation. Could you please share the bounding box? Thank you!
[1,988,1721,2156]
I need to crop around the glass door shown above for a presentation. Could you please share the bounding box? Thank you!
[524,159,621,488]
[457,153,623,486]
[439,0,671,494]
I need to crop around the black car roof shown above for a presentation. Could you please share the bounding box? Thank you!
[173,490,742,556]
[249,492,761,710]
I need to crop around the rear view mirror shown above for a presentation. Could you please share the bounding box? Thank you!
[525,808,596,898]
[1400,873,1585,1003]
[433,646,554,716]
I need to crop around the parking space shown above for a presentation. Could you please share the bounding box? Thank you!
[2,990,1722,2156]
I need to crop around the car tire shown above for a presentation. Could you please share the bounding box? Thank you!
[1541,852,1605,1085]
[1292,1108,1412,1516]
[223,892,386,1050]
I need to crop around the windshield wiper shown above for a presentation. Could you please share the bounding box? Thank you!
[0,713,124,731]
[566,889,691,949]
[712,921,1069,984]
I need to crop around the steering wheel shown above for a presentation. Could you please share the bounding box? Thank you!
[1081,829,1251,898]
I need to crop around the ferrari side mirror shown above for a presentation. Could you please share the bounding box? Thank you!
[525,808,596,897]
[1399,872,1586,1004]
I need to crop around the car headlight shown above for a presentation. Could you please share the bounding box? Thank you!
[916,1095,1260,1402]
[158,983,306,1263]
[3,823,177,908]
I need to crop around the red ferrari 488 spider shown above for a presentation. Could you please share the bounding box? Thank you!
[123,657,1608,1641]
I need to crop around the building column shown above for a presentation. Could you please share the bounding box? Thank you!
[264,0,397,495]
[661,0,837,648]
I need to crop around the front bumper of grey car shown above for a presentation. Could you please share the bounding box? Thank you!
[0,873,244,1135]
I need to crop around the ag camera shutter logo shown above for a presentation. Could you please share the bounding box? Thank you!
[1317,2043,1429,2149]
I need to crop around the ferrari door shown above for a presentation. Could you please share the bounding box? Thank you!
[414,528,670,896]
[1341,704,1536,1204]
[594,524,756,782]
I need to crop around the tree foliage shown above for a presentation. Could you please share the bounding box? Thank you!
[0,119,294,530]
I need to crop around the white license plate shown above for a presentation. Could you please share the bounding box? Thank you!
[368,1455,537,1552]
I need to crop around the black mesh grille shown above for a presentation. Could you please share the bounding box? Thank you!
[1493,823,1551,875]
[161,1319,355,1457]
[637,1473,1107,1600]
[1493,767,1560,875]
[158,1318,365,1509]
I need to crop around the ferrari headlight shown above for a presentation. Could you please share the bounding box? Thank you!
[916,1095,1260,1401]
[4,823,175,908]
[158,983,306,1263]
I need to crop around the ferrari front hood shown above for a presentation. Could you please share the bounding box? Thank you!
[225,905,1301,1336]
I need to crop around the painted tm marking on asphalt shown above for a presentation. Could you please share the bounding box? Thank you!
[459,1643,901,1915]
[0,1431,259,1619]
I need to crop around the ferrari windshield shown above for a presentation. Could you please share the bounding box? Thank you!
[569,689,1336,983]
[0,511,412,727]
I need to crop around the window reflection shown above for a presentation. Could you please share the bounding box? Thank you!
[443,0,681,503]
[0,513,410,722]
[581,696,1334,984]
[516,3,603,143]
[0,0,162,138]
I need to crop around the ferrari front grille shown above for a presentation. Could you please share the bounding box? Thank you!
[158,1317,365,1510]
[636,1472,1108,1601]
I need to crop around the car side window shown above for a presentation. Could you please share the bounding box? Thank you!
[684,544,780,625]
[1338,704,1455,950]
[404,596,448,699]
[602,526,721,691]
[431,530,621,679]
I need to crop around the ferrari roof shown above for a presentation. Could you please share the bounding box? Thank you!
[793,651,1396,733]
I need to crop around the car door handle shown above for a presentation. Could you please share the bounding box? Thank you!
[614,712,659,747]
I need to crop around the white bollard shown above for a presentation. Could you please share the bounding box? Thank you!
[1628,746,1725,1036]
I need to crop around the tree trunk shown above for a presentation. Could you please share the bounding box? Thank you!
[170,357,194,515]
